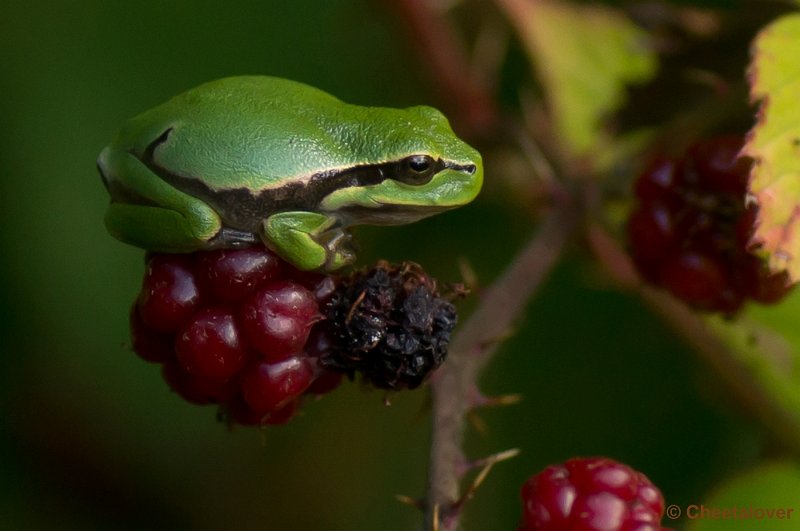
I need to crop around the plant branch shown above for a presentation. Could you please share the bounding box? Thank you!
[381,0,500,135]
[425,203,577,531]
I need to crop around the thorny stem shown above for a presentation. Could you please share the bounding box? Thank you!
[382,3,574,528]
[425,204,576,531]
[383,1,575,528]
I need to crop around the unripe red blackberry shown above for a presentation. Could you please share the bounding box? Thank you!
[627,136,793,314]
[129,248,334,427]
[519,457,665,531]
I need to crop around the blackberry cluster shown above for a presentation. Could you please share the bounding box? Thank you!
[628,136,792,314]
[519,457,667,531]
[129,248,457,426]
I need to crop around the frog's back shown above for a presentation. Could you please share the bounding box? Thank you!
[122,76,355,190]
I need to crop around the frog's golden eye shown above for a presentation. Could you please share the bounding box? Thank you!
[397,154,438,185]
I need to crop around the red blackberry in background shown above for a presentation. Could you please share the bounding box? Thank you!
[127,248,460,426]
[627,136,793,314]
[519,457,666,531]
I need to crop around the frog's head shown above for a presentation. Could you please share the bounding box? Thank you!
[320,105,483,225]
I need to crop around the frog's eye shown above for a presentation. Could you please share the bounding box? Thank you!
[408,155,432,173]
[397,154,438,185]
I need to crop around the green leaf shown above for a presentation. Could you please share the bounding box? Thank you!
[743,13,800,282]
[703,293,800,453]
[498,0,657,161]
[685,461,800,531]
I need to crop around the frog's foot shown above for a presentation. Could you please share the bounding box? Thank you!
[318,228,356,271]
[262,211,355,272]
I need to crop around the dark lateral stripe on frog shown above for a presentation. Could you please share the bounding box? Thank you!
[136,128,473,233]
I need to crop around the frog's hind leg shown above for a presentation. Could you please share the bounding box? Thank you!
[100,148,222,252]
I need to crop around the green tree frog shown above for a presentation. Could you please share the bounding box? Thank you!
[98,76,483,271]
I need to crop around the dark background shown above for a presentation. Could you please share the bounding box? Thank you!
[0,1,762,529]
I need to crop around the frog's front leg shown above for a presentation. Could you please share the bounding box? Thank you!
[262,212,355,271]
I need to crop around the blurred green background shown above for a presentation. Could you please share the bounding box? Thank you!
[0,1,770,530]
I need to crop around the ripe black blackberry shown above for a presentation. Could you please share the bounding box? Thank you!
[319,260,459,390]
[628,136,792,314]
